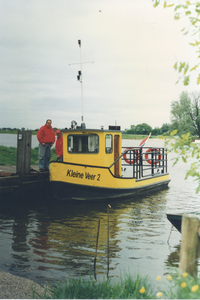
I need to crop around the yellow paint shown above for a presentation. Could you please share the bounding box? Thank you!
[49,127,170,192]
[50,162,169,189]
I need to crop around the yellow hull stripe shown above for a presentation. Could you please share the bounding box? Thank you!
[50,162,169,189]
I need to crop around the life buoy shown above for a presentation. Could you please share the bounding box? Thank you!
[145,148,162,165]
[123,148,138,164]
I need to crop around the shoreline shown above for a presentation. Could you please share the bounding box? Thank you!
[0,270,47,299]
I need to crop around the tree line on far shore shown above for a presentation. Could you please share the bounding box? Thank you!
[1,91,200,138]
[124,91,200,138]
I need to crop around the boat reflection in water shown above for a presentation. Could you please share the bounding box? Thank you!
[0,185,178,285]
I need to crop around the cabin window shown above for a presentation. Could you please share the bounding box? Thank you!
[105,134,113,153]
[68,134,99,153]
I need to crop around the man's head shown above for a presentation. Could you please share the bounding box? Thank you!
[46,119,52,128]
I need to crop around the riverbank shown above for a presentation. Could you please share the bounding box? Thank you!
[0,270,47,299]
[1,268,200,299]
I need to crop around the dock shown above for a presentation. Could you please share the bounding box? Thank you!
[0,165,49,194]
[0,130,50,195]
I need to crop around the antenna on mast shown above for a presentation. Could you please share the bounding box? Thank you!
[69,40,94,124]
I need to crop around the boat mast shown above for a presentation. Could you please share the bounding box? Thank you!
[69,40,94,124]
[78,40,84,122]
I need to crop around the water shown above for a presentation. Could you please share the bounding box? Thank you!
[0,135,199,285]
[0,134,39,148]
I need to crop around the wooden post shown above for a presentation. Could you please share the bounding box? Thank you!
[107,204,111,279]
[94,218,100,280]
[17,130,32,175]
[179,214,200,276]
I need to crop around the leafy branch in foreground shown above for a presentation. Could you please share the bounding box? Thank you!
[152,0,200,85]
[164,130,200,193]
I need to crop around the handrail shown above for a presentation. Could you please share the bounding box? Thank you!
[109,147,141,169]
[109,147,168,179]
[109,150,128,169]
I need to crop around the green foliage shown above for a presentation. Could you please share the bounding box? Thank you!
[165,130,200,193]
[0,146,17,165]
[0,146,57,166]
[124,123,170,136]
[124,123,152,135]
[34,270,200,299]
[34,273,155,299]
[170,91,200,137]
[135,123,152,134]
[122,134,149,139]
[152,0,200,85]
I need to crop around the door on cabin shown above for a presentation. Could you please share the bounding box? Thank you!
[114,135,120,177]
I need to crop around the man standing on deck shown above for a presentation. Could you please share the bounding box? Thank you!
[55,129,63,161]
[37,119,55,171]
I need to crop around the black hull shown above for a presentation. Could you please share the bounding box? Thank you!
[166,213,182,233]
[167,212,200,234]
[50,180,170,201]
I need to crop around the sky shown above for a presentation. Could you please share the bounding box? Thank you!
[0,0,199,131]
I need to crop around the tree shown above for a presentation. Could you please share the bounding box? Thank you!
[152,1,200,85]
[171,91,200,137]
[152,127,160,135]
[135,123,152,134]
[160,123,170,134]
[165,131,200,193]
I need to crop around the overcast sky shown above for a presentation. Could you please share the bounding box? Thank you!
[0,0,198,131]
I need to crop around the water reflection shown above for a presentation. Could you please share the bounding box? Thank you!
[0,187,176,284]
[0,147,199,284]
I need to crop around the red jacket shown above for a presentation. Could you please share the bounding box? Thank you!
[37,124,55,145]
[55,135,63,157]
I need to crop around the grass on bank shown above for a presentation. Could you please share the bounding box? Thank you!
[33,271,200,299]
[0,146,57,165]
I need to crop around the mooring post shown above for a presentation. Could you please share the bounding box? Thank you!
[17,130,32,175]
[179,214,200,277]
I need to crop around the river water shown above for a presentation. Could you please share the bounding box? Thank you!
[0,134,199,285]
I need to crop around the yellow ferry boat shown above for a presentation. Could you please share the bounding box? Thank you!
[49,121,170,200]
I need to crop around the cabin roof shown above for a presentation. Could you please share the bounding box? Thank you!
[61,128,121,134]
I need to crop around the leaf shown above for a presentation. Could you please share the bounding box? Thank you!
[179,62,184,73]
[172,158,179,166]
[173,62,177,70]
[186,0,191,4]
[183,76,190,85]
[153,0,159,8]
[182,156,187,163]
[170,130,178,136]
[184,64,189,75]
[190,40,200,47]
[181,149,186,155]
[175,5,181,11]
[174,13,180,20]
[185,11,192,15]
[190,65,199,71]
[197,74,200,85]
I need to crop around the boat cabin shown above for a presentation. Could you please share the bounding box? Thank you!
[62,124,122,177]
